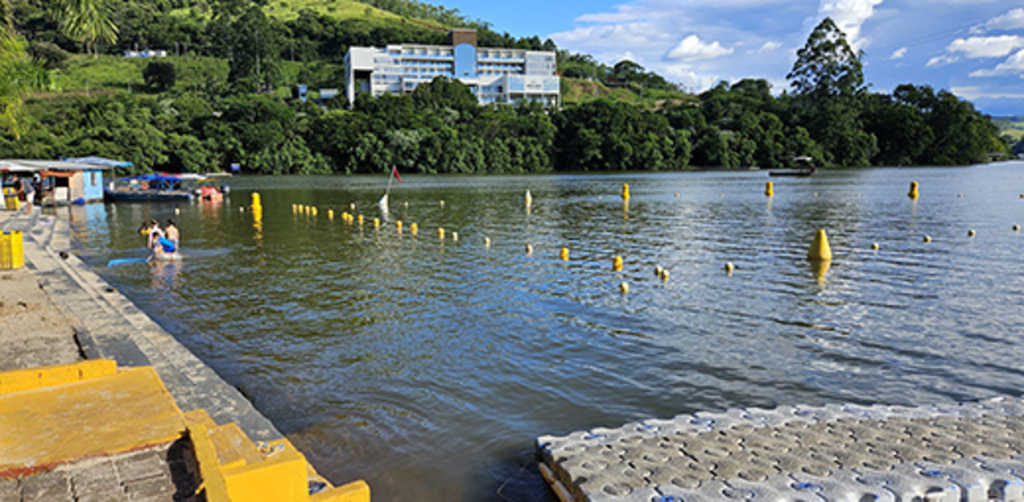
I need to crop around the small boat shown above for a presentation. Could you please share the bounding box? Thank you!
[769,156,815,177]
[105,174,196,202]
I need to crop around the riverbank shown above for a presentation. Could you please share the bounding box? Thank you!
[0,207,368,501]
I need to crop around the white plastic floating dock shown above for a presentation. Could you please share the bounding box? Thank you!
[536,398,1024,501]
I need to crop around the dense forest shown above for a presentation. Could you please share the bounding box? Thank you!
[0,0,1013,174]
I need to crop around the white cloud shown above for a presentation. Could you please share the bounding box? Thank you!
[758,41,783,53]
[951,85,1024,100]
[817,0,884,49]
[890,47,907,59]
[947,35,1024,59]
[970,8,1024,34]
[969,48,1024,77]
[665,35,734,61]
[926,54,960,67]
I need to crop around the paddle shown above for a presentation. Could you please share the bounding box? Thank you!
[107,257,148,267]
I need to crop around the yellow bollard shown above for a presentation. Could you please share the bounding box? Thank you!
[908,181,919,199]
[438,227,445,240]
[374,218,380,229]
[525,244,533,255]
[724,262,735,274]
[622,183,630,201]
[559,247,569,261]
[613,255,623,272]
[765,181,774,197]
[808,229,833,261]
[619,282,629,294]
[410,223,418,235]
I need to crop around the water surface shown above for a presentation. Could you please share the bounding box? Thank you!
[71,164,1024,501]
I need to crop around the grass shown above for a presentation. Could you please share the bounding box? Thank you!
[561,77,695,109]
[170,0,446,30]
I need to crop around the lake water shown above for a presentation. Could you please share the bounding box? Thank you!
[70,164,1024,501]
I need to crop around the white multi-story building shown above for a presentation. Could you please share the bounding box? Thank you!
[344,29,559,108]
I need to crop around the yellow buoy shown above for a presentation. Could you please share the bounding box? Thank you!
[440,200,445,208]
[613,255,623,272]
[871,242,879,250]
[350,203,356,211]
[396,221,403,233]
[1013,224,1021,232]
[619,282,629,294]
[957,194,963,198]
[808,229,833,261]
[292,204,297,213]
[674,193,679,198]
[724,262,735,274]
[484,237,491,248]
[438,227,445,240]
[525,190,532,207]
[328,209,334,220]
[659,269,669,281]
[654,265,663,277]
[373,218,380,229]
[239,206,244,212]
[967,229,975,237]
[559,247,569,261]
[525,244,533,255]
[311,207,318,216]
[908,181,919,199]
[411,223,418,235]
[622,183,630,201]
[358,215,364,225]
[923,235,932,243]
[452,232,459,242]
[765,181,774,197]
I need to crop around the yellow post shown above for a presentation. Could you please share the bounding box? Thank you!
[808,229,833,261]
[0,230,25,269]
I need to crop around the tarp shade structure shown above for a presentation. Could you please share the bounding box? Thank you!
[62,156,134,168]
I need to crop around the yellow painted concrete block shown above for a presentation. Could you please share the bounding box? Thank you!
[222,441,308,502]
[190,423,232,502]
[310,481,371,502]
[0,366,186,474]
[183,409,217,429]
[209,423,262,469]
[0,359,118,395]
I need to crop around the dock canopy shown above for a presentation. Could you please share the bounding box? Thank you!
[62,156,134,168]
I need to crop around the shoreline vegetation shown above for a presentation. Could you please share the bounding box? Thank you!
[0,0,1015,175]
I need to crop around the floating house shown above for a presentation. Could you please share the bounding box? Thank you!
[0,158,126,205]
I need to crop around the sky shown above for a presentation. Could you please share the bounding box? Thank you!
[440,0,1024,116]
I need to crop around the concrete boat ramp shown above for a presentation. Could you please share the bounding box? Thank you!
[537,399,1024,501]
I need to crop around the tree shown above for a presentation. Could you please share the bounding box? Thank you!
[787,17,874,166]
[142,61,176,91]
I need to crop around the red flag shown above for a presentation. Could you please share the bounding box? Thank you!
[392,166,402,185]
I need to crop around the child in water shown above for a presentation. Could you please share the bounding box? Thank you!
[146,219,177,261]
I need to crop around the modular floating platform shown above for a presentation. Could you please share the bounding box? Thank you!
[537,398,1024,501]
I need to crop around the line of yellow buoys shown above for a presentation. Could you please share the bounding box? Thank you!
[267,178,1020,295]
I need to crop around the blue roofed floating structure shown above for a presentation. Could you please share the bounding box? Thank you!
[1,159,113,205]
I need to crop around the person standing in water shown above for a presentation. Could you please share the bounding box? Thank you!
[165,219,179,249]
